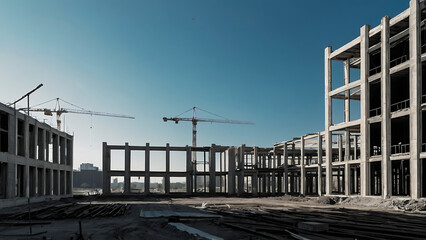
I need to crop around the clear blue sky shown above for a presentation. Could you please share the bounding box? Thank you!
[0,0,409,170]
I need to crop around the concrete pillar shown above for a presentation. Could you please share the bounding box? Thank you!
[33,122,38,160]
[144,143,150,194]
[344,131,350,196]
[165,143,170,194]
[209,144,216,194]
[381,15,392,198]
[300,136,306,195]
[277,153,282,193]
[360,24,371,197]
[24,116,29,159]
[253,147,258,196]
[237,145,245,195]
[344,59,351,122]
[409,0,422,199]
[124,142,130,194]
[186,145,193,194]
[317,134,323,196]
[283,143,289,194]
[102,142,111,194]
[227,148,236,195]
[325,46,333,195]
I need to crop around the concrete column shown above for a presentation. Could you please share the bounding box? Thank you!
[360,24,371,197]
[144,143,150,194]
[102,142,111,194]
[300,136,306,195]
[165,143,170,194]
[253,147,258,196]
[292,143,295,165]
[344,59,351,122]
[237,145,245,195]
[345,131,350,196]
[283,143,289,194]
[186,145,193,194]
[325,46,333,195]
[227,148,236,195]
[277,153,282,193]
[317,134,323,196]
[42,168,46,196]
[209,144,216,194]
[24,116,29,159]
[409,0,422,199]
[381,15,392,198]
[33,122,38,160]
[34,166,38,196]
[124,142,130,194]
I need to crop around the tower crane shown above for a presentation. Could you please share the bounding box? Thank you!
[163,107,253,162]
[27,98,134,130]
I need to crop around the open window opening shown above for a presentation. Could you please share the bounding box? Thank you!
[390,68,410,112]
[391,116,410,154]
[0,111,8,153]
[370,122,382,156]
[350,164,360,195]
[391,160,410,196]
[369,80,381,117]
[370,161,382,196]
[331,166,345,194]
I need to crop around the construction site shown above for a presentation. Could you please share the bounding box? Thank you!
[2,0,426,239]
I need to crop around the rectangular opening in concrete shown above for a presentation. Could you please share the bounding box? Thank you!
[288,171,300,194]
[16,164,24,197]
[37,168,44,196]
[321,167,326,194]
[390,36,409,68]
[332,166,344,194]
[423,62,426,100]
[369,80,381,117]
[350,67,360,83]
[350,88,361,121]
[110,150,125,171]
[66,171,71,194]
[391,160,410,196]
[37,128,44,160]
[370,122,381,156]
[29,166,36,197]
[150,177,165,193]
[391,116,410,154]
[390,68,409,112]
[130,176,144,193]
[421,24,426,54]
[130,150,145,171]
[370,161,382,196]
[59,136,65,164]
[52,134,58,163]
[195,175,209,193]
[350,164,360,195]
[170,177,186,193]
[0,162,7,198]
[46,169,51,195]
[331,60,344,90]
[216,175,226,193]
[369,49,381,76]
[110,176,124,193]
[170,151,186,172]
[150,151,166,172]
[306,168,318,195]
[244,175,252,193]
[53,170,59,195]
[17,119,25,157]
[0,111,8,153]
[332,98,344,125]
[422,112,426,152]
[29,124,35,159]
[67,139,72,166]
[195,151,209,172]
[60,170,65,195]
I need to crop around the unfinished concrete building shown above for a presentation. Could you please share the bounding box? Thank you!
[102,143,286,196]
[275,0,426,199]
[0,102,73,208]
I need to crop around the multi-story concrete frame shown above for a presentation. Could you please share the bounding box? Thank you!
[325,0,426,199]
[0,102,73,208]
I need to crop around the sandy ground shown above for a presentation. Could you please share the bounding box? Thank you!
[0,195,425,240]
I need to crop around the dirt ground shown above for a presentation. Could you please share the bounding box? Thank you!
[0,195,425,240]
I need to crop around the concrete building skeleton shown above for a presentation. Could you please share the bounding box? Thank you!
[275,0,426,199]
[0,102,73,208]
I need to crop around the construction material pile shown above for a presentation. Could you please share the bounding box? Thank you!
[0,203,129,220]
[205,205,426,240]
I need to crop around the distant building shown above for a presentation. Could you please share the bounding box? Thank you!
[73,163,102,188]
